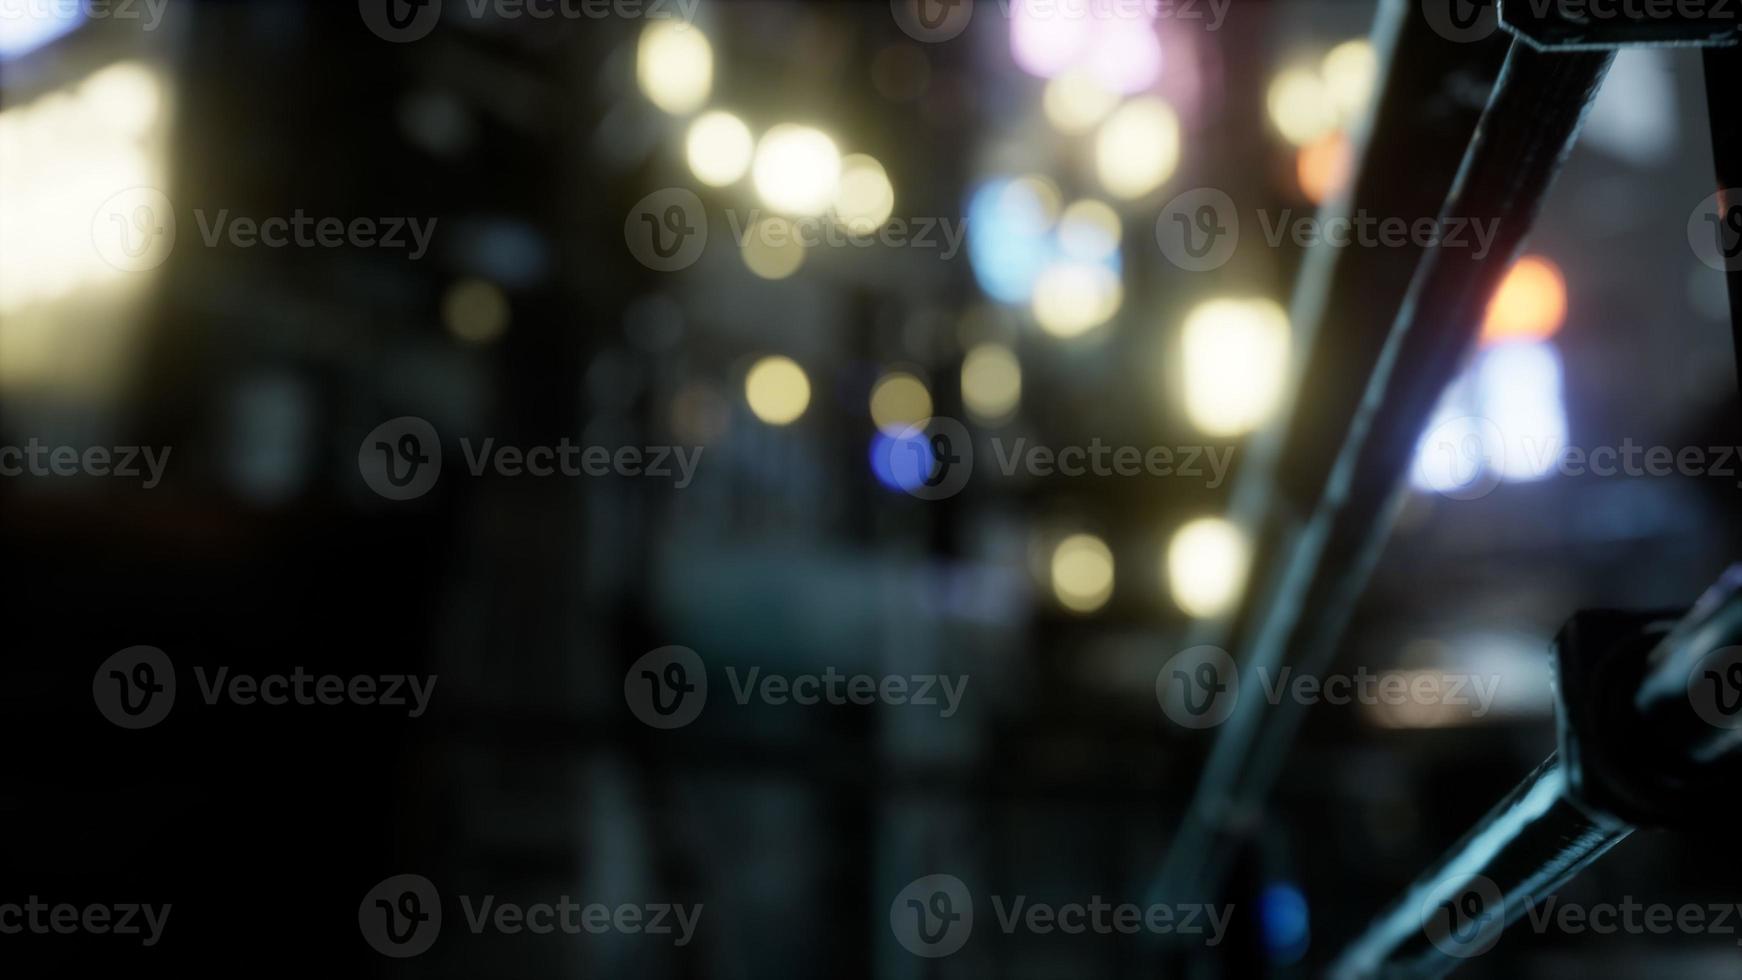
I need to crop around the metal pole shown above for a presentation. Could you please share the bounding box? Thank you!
[1158,36,1614,907]
[1329,567,1742,978]
[1326,756,1630,979]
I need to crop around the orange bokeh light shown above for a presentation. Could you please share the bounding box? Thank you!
[1482,256,1566,345]
[1296,131,1351,205]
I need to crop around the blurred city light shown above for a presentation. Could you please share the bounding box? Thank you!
[1321,39,1377,124]
[1182,298,1291,436]
[0,1,82,61]
[870,429,932,493]
[966,177,1059,304]
[1010,0,1161,93]
[1057,199,1122,262]
[0,60,167,315]
[1297,131,1352,205]
[1094,97,1181,199]
[636,21,712,115]
[961,342,1022,424]
[1,60,167,392]
[1267,66,1336,147]
[744,355,810,425]
[1032,261,1122,338]
[442,278,510,345]
[1166,516,1249,619]
[1476,340,1568,483]
[832,153,895,234]
[1481,255,1567,345]
[685,110,754,187]
[1043,70,1119,134]
[752,124,841,217]
[1259,882,1311,965]
[1051,533,1114,614]
[740,217,806,280]
[869,371,933,435]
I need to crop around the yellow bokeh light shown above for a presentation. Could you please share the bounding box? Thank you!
[1057,199,1122,262]
[752,124,841,216]
[1043,69,1119,133]
[1094,97,1181,200]
[745,355,811,425]
[1032,262,1122,338]
[1166,517,1250,619]
[685,110,753,187]
[741,217,806,280]
[869,371,933,435]
[442,278,510,344]
[1297,130,1352,205]
[1322,39,1378,125]
[1182,298,1291,436]
[1267,66,1336,147]
[1482,255,1566,345]
[636,21,712,115]
[1051,533,1114,613]
[833,153,896,234]
[961,342,1021,424]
